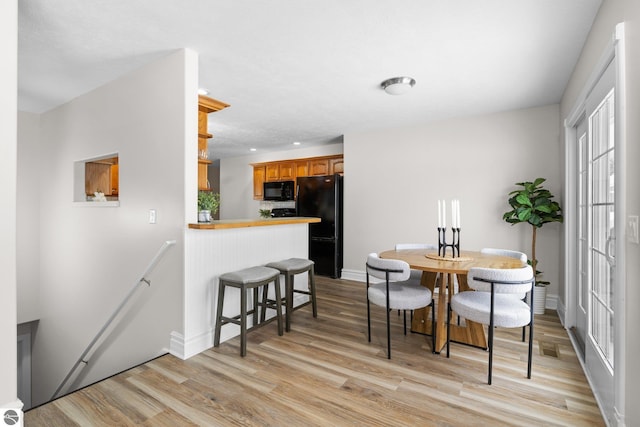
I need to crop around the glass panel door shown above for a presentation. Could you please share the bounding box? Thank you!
[575,118,588,354]
[588,88,615,370]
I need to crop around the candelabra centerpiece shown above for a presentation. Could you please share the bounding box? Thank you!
[437,199,461,258]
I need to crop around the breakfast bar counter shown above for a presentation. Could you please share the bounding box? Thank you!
[173,217,320,361]
[188,216,320,229]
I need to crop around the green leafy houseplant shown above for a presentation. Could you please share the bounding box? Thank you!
[197,191,220,222]
[259,209,272,219]
[502,178,563,286]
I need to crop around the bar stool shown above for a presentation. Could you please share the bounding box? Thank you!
[213,266,283,357]
[265,258,317,332]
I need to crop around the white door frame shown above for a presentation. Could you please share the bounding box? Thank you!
[563,23,626,425]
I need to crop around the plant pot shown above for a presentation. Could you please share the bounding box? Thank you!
[533,285,546,315]
[198,210,211,223]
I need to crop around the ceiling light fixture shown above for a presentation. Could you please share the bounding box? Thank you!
[197,88,210,95]
[380,77,416,95]
[293,141,301,146]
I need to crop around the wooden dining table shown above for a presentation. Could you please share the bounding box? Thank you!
[378,249,525,353]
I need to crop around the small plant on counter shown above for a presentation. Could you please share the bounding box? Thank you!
[258,201,273,219]
[259,209,272,218]
[198,191,220,222]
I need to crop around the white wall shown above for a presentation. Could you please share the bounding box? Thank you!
[23,49,197,406]
[0,0,19,413]
[17,112,40,325]
[220,143,343,218]
[559,0,640,424]
[343,105,563,297]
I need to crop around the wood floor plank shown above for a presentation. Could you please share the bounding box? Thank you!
[25,276,605,426]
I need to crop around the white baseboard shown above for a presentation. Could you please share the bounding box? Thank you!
[340,269,366,282]
[546,292,558,311]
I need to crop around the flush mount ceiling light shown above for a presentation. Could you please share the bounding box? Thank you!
[381,76,416,95]
[197,88,210,95]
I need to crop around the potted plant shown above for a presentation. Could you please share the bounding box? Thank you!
[198,191,220,223]
[502,178,563,314]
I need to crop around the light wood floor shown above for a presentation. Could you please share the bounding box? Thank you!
[26,277,604,426]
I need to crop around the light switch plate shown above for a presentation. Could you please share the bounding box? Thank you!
[628,215,639,244]
[149,209,157,224]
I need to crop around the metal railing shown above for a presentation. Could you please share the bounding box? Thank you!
[51,240,176,400]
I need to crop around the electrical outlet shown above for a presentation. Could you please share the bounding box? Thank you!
[628,215,639,244]
[149,209,157,224]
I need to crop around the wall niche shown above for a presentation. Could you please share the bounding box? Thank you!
[74,153,119,205]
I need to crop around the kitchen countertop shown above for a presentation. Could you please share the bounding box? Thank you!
[188,216,320,230]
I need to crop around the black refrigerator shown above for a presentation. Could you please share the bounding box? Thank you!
[296,174,343,278]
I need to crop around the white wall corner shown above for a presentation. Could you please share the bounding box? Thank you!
[556,296,567,327]
[170,330,213,360]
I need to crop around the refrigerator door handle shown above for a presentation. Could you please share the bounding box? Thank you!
[311,236,335,242]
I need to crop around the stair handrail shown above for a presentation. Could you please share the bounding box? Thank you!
[51,239,177,400]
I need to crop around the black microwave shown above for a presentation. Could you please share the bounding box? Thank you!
[263,181,295,201]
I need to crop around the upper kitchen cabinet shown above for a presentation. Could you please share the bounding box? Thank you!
[266,161,296,182]
[251,154,343,199]
[296,160,309,177]
[198,95,230,191]
[329,157,344,175]
[253,165,266,200]
[309,158,328,176]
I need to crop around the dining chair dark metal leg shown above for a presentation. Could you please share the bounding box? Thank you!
[487,284,496,385]
[527,289,534,379]
[366,273,372,343]
[385,272,391,359]
[431,299,436,353]
[446,302,451,358]
[309,265,317,318]
[403,310,407,335]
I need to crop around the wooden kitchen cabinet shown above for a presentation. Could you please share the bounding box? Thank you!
[296,160,309,177]
[265,161,296,182]
[265,164,280,182]
[251,154,343,199]
[253,166,266,200]
[278,162,296,180]
[85,156,118,196]
[329,157,344,175]
[198,95,229,192]
[309,158,330,176]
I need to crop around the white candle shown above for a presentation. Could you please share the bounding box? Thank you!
[451,200,456,228]
[442,201,446,228]
[457,200,461,228]
[438,200,442,228]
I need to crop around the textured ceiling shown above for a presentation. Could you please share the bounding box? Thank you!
[18,0,601,160]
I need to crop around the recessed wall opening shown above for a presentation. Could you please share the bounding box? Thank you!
[74,153,119,203]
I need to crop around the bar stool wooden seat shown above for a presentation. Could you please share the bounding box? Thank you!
[265,258,317,332]
[213,266,283,357]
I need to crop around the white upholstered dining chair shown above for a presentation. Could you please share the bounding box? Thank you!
[366,253,435,359]
[480,247,527,264]
[446,265,535,384]
[395,243,438,283]
[481,247,530,338]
